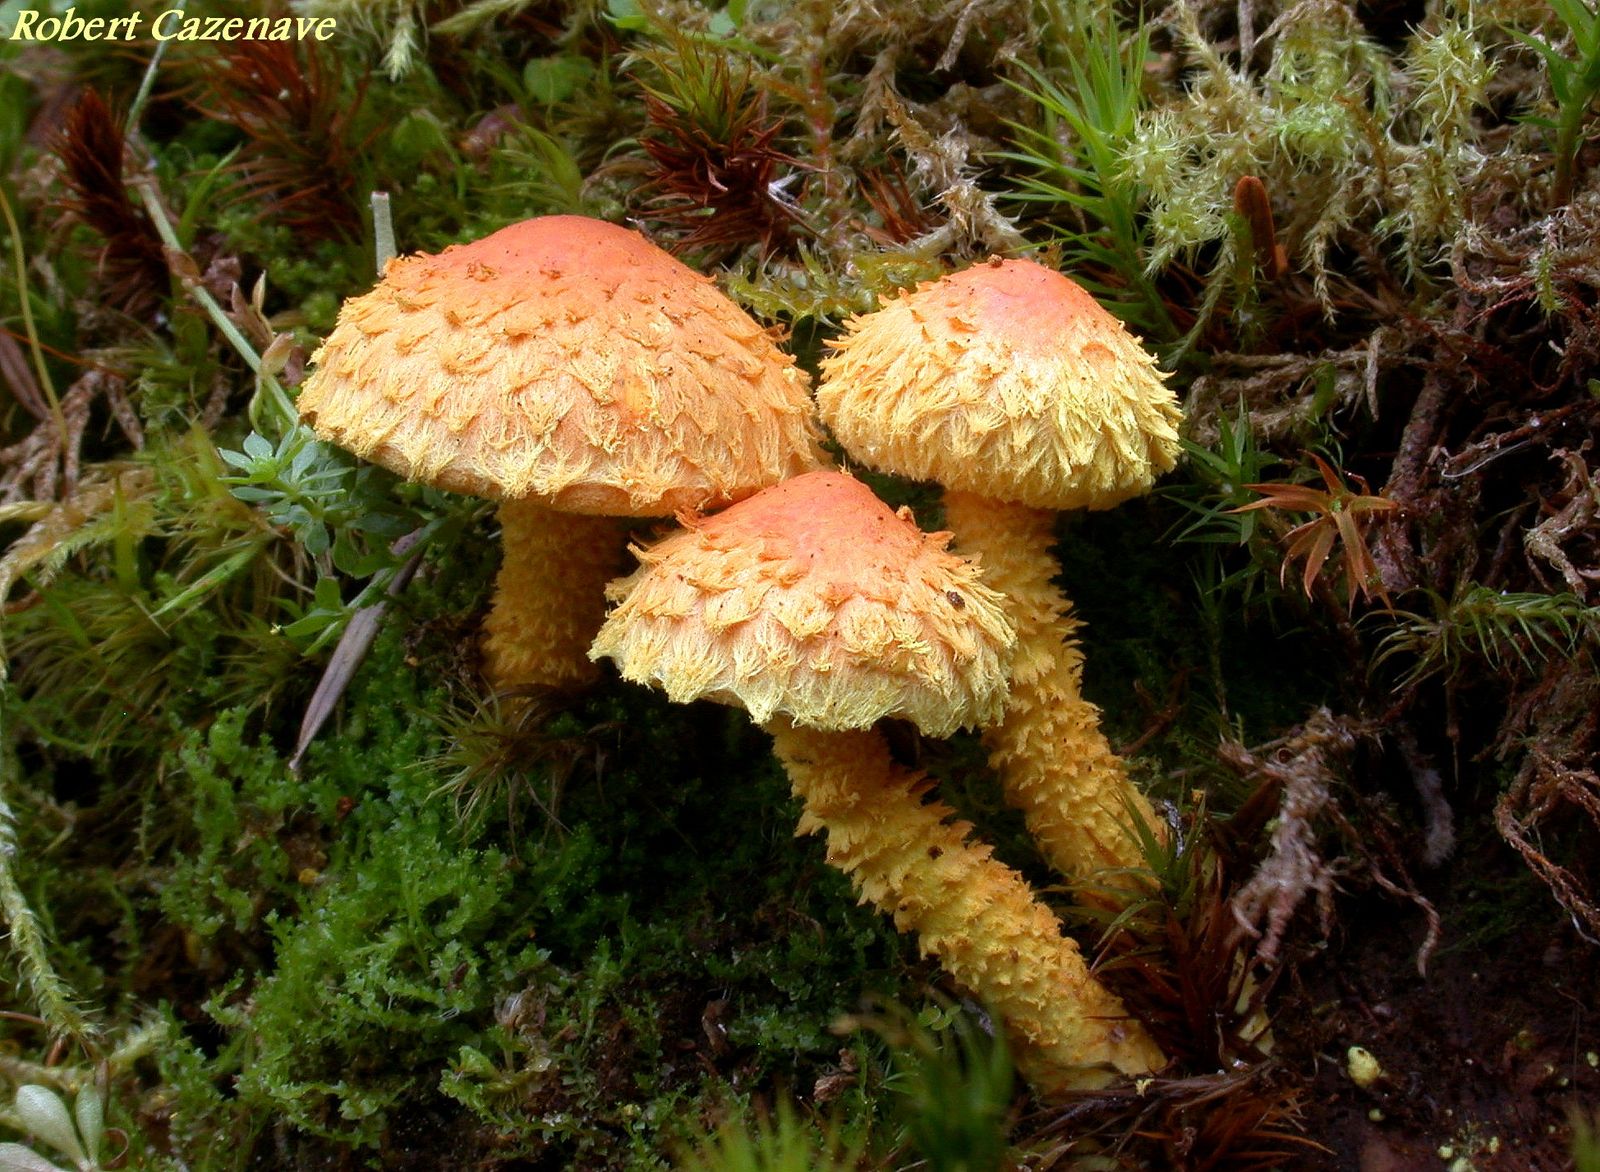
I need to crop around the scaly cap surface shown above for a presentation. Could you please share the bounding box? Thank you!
[590,471,1014,736]
[297,215,824,515]
[816,257,1181,510]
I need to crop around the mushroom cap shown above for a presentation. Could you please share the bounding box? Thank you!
[590,470,1015,737]
[816,257,1182,511]
[296,215,824,515]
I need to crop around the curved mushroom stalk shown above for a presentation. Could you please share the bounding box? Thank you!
[482,499,629,689]
[592,471,1166,1098]
[768,716,1165,1094]
[813,258,1182,902]
[943,491,1167,893]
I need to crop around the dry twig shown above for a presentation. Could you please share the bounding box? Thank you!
[1496,752,1600,945]
[1523,443,1600,599]
[1226,708,1356,966]
[0,369,142,503]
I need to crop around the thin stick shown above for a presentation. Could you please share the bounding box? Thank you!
[131,179,298,429]
[288,530,426,775]
[131,182,262,370]
[371,192,395,273]
[123,0,185,139]
[0,189,65,441]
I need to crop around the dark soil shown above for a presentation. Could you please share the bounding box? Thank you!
[1284,834,1600,1171]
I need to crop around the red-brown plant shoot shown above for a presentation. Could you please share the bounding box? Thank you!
[192,38,369,240]
[632,37,808,259]
[54,89,170,317]
[1234,453,1400,611]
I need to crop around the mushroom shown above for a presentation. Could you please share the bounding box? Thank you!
[590,470,1164,1093]
[815,257,1183,892]
[295,214,824,689]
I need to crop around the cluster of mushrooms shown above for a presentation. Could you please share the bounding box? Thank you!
[296,215,1183,1096]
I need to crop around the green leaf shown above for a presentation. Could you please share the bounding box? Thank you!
[12,1088,83,1169]
[605,0,648,30]
[522,55,595,105]
[71,1088,102,1167]
[0,1145,69,1172]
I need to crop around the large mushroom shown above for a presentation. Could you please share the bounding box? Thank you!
[295,214,824,689]
[816,257,1183,892]
[590,470,1164,1093]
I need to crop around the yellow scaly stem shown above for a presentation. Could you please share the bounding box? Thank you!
[943,491,1166,891]
[482,499,628,688]
[769,717,1164,1094]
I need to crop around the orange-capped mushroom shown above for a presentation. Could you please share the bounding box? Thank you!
[818,257,1182,892]
[594,470,1012,736]
[591,471,1165,1093]
[818,257,1179,511]
[297,214,825,688]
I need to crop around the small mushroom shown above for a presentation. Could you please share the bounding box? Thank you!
[817,258,1183,892]
[296,214,824,689]
[590,470,1165,1093]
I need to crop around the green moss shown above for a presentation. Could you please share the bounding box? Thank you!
[107,619,912,1166]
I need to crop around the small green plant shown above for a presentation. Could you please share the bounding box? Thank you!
[0,438,322,755]
[1170,405,1284,549]
[844,999,1013,1172]
[0,1085,110,1172]
[1372,585,1598,688]
[424,688,621,838]
[674,1099,864,1172]
[1513,0,1600,204]
[217,425,463,653]
[1000,6,1176,340]
[492,126,594,217]
[1166,404,1284,606]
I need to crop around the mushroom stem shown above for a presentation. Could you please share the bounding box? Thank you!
[482,499,629,689]
[941,490,1167,894]
[767,716,1164,1093]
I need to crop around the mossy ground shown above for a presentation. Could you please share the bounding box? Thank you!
[1,0,1598,1167]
